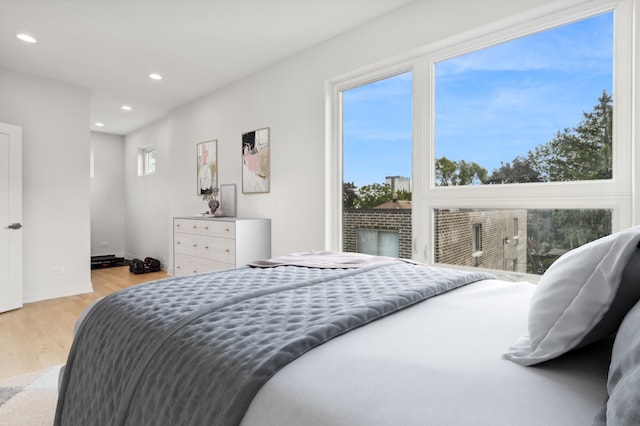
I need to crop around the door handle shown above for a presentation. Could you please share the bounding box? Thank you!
[7,223,22,230]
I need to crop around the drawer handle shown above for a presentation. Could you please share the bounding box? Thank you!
[176,241,181,245]
[192,225,197,229]
[176,224,181,228]
[192,244,198,248]
[204,226,209,230]
[225,228,230,232]
[193,270,198,273]
[225,249,230,253]
[176,266,181,269]
[204,246,209,249]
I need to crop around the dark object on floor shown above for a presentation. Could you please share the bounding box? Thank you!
[91,255,126,269]
[144,257,161,272]
[129,259,146,274]
[129,257,162,274]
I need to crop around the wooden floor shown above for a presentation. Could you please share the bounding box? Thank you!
[0,266,168,381]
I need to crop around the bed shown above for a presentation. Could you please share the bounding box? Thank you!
[55,228,640,426]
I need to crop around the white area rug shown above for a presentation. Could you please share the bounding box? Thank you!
[0,365,60,425]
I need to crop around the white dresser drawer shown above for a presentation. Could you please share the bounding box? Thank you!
[200,220,236,239]
[174,253,202,276]
[174,232,201,256]
[174,218,202,235]
[200,235,236,264]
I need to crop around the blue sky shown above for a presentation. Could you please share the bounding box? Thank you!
[343,12,613,188]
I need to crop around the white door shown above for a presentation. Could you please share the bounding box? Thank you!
[0,122,23,313]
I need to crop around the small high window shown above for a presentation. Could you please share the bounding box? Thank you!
[138,146,156,176]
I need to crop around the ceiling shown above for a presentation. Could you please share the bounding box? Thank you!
[0,0,415,135]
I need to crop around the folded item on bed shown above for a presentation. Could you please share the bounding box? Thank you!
[247,250,402,268]
[55,259,493,425]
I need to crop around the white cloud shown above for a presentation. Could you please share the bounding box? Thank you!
[437,13,612,77]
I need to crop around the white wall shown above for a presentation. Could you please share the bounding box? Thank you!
[0,1,599,301]
[0,67,92,302]
[90,132,125,257]
[125,0,578,272]
[124,118,170,266]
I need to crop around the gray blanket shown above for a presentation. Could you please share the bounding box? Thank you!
[55,260,493,425]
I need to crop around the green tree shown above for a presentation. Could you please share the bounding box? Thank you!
[529,90,612,182]
[487,156,542,184]
[345,182,412,209]
[458,160,488,185]
[526,209,611,273]
[523,91,613,271]
[343,181,357,209]
[395,189,412,201]
[355,183,393,209]
[435,156,457,186]
[435,156,488,186]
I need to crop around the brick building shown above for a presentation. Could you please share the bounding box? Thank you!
[343,203,527,272]
[343,202,412,259]
[434,209,527,272]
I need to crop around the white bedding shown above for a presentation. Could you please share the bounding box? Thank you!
[242,279,611,426]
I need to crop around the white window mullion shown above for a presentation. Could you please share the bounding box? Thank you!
[324,81,343,252]
[412,58,431,263]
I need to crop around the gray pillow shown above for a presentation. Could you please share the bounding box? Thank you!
[579,246,640,347]
[604,299,640,425]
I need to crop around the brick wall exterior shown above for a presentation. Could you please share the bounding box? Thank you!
[343,209,412,259]
[434,209,527,272]
[343,208,527,272]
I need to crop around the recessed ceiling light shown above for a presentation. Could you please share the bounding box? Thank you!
[95,122,105,127]
[121,105,132,111]
[149,73,162,81]
[15,33,37,44]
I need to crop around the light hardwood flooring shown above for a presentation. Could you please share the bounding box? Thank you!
[0,266,168,381]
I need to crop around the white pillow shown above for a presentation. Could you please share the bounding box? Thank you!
[503,226,640,366]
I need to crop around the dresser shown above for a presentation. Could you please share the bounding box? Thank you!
[173,217,271,276]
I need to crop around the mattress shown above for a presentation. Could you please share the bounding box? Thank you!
[241,279,611,426]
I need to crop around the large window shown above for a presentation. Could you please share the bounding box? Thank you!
[429,11,617,275]
[341,72,413,257]
[434,13,613,186]
[342,71,412,204]
[329,1,633,279]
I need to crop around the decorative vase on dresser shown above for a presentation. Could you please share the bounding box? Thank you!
[173,217,271,276]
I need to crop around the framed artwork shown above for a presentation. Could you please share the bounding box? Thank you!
[242,127,270,193]
[197,140,218,196]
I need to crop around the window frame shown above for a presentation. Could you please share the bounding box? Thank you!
[89,148,95,179]
[326,0,635,282]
